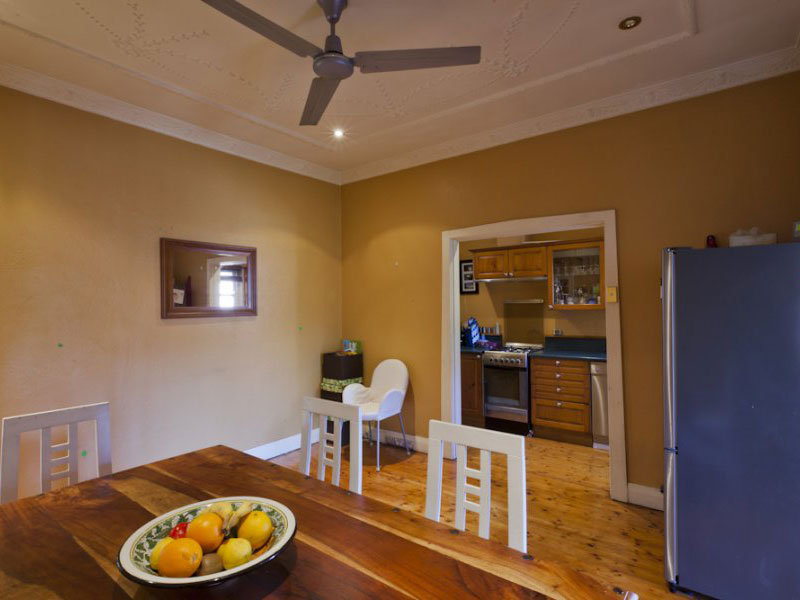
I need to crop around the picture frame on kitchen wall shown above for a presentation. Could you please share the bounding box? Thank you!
[460,259,479,295]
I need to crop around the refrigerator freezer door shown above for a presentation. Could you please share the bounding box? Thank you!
[672,244,800,599]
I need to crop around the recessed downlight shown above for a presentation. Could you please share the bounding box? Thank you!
[618,16,642,30]
[333,128,344,139]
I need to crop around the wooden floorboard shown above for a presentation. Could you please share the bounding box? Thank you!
[272,436,671,599]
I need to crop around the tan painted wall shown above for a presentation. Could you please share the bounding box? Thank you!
[341,72,800,488]
[0,86,342,498]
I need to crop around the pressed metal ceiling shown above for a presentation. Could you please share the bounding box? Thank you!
[0,0,798,182]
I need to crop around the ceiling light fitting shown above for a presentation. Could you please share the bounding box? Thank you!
[618,16,642,31]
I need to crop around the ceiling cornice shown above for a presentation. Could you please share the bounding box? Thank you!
[0,61,342,185]
[341,46,800,184]
[1,45,798,187]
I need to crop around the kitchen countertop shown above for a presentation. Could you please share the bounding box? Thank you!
[460,346,485,355]
[530,349,606,362]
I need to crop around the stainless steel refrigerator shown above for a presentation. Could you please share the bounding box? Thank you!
[662,244,800,599]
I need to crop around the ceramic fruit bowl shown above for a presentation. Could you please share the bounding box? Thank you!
[117,496,296,588]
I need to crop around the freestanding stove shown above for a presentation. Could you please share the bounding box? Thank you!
[481,342,543,435]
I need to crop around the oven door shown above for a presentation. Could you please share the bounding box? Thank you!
[483,366,528,423]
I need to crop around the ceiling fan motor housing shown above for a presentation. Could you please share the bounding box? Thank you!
[313,52,354,80]
[314,34,353,80]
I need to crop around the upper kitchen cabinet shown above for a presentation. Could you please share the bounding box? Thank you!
[547,240,604,310]
[472,249,509,279]
[509,247,547,277]
[472,246,546,280]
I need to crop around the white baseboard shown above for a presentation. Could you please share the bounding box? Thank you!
[245,428,319,460]
[366,427,429,454]
[627,483,664,511]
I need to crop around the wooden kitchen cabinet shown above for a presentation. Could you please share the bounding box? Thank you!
[509,247,547,277]
[472,245,546,280]
[531,357,592,445]
[547,240,604,310]
[461,352,484,428]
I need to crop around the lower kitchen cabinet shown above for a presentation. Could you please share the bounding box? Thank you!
[531,357,592,446]
[461,352,484,428]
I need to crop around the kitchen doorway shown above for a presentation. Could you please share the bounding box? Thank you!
[441,210,628,503]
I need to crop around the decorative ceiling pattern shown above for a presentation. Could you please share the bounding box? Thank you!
[0,0,798,183]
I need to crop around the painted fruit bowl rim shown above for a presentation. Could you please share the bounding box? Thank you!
[117,496,296,587]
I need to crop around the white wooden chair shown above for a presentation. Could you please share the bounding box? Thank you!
[299,396,363,494]
[342,358,410,471]
[1,402,112,504]
[425,419,527,553]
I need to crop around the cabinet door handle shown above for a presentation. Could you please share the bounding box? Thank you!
[556,401,563,407]
[555,360,561,366]
[556,387,562,393]
[555,373,561,379]
[509,272,514,277]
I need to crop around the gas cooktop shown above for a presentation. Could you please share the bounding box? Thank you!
[482,342,543,367]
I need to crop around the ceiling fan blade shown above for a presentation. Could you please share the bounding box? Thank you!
[201,0,322,58]
[300,78,341,126]
[354,46,481,73]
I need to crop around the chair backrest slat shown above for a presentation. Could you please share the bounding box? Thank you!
[1,402,112,504]
[300,397,362,494]
[425,419,527,553]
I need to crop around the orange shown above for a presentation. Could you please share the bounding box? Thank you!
[149,537,174,570]
[186,512,224,553]
[156,537,202,577]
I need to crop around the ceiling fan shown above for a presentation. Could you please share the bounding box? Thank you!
[201,0,481,126]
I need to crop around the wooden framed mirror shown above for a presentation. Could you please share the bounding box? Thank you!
[160,238,257,319]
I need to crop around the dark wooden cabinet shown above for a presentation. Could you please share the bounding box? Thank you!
[461,352,484,428]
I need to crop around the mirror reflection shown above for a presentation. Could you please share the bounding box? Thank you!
[172,250,249,309]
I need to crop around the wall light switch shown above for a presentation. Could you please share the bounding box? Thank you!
[794,220,800,238]
[606,286,619,303]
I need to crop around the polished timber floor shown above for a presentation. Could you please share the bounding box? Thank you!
[273,435,671,599]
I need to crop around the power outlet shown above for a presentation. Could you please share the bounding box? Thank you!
[553,329,563,336]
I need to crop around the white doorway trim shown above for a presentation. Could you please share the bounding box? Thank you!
[441,209,628,502]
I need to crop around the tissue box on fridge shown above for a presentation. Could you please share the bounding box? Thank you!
[729,228,777,247]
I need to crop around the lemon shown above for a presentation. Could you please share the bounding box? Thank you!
[237,510,274,550]
[149,537,174,570]
[217,537,252,570]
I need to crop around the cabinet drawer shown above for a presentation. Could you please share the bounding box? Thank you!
[532,358,589,371]
[533,383,590,404]
[531,369,590,384]
[533,398,590,433]
[534,389,590,405]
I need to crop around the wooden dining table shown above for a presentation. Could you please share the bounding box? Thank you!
[0,445,631,599]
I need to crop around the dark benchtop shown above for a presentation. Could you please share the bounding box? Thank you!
[462,337,606,361]
[460,346,485,355]
[530,349,606,362]
[534,336,606,362]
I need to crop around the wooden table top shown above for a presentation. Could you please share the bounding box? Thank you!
[0,445,627,599]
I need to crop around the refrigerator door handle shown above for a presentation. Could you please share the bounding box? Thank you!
[663,249,677,450]
[662,248,678,584]
[664,448,677,583]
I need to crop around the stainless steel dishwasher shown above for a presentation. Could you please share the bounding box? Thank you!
[590,362,608,445]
